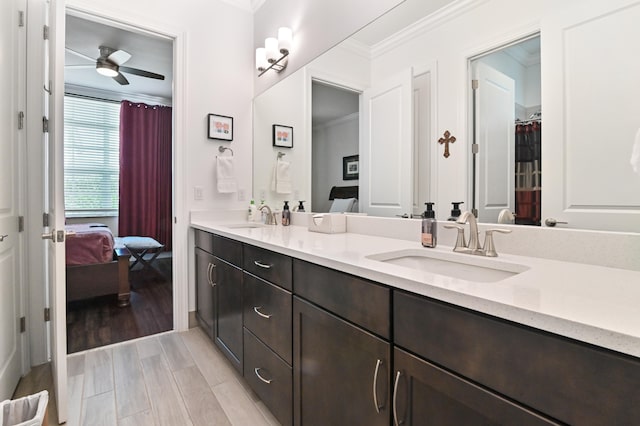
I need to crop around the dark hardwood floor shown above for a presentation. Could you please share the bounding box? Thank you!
[66,257,173,354]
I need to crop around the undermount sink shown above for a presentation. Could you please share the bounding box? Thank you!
[224,222,266,229]
[366,249,529,283]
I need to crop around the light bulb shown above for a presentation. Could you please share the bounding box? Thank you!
[265,37,279,63]
[255,48,268,71]
[278,27,292,54]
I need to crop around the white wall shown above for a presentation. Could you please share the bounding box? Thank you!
[253,0,402,95]
[312,114,359,212]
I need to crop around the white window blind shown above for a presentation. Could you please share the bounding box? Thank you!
[64,95,121,217]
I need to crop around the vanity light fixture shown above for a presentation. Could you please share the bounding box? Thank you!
[256,27,292,76]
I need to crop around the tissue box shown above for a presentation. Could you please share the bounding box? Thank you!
[308,213,346,234]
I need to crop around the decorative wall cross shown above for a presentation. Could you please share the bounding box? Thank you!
[438,130,456,158]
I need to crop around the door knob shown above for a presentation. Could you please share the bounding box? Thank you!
[41,229,71,242]
[544,218,568,227]
[0,234,8,242]
[41,230,56,240]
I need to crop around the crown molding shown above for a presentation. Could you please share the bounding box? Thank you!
[338,38,373,60]
[371,0,488,58]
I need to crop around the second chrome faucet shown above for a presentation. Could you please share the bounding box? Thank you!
[444,211,511,257]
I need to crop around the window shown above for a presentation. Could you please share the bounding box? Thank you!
[64,95,121,217]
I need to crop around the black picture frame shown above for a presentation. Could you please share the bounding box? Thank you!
[272,124,294,148]
[343,155,359,180]
[208,113,234,141]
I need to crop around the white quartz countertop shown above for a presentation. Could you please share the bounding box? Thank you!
[191,218,640,358]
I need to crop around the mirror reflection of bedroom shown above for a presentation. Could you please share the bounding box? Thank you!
[63,14,174,354]
[312,80,361,213]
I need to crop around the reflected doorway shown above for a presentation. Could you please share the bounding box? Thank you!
[470,34,541,225]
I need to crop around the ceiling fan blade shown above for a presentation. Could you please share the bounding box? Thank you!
[65,64,95,69]
[113,73,129,85]
[119,66,165,80]
[107,49,132,66]
[65,47,96,62]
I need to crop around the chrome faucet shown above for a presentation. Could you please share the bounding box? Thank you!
[259,204,278,225]
[444,211,512,257]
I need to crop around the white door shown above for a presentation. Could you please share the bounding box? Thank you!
[360,68,413,217]
[0,0,26,400]
[542,0,640,231]
[412,72,432,217]
[474,62,515,223]
[44,0,68,422]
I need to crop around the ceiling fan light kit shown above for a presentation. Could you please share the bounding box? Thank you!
[65,44,165,86]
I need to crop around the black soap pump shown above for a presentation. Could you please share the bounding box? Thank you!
[297,201,305,212]
[282,201,291,226]
[421,202,437,248]
[448,201,464,221]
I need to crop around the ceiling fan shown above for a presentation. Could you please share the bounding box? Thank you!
[65,45,165,86]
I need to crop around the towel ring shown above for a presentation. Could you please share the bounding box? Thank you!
[277,152,285,159]
[218,146,234,156]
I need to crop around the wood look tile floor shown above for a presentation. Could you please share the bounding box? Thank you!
[66,328,280,426]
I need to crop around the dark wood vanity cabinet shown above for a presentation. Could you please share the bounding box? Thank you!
[292,260,391,426]
[194,230,243,373]
[394,290,640,425]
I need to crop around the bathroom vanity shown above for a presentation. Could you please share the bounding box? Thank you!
[191,216,640,426]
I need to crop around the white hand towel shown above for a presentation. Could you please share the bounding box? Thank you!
[216,156,237,193]
[631,128,640,175]
[271,159,292,194]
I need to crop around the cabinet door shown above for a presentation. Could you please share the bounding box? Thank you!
[392,348,558,426]
[214,257,243,372]
[293,297,390,426]
[195,247,215,340]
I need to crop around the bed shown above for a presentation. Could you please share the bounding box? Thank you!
[65,223,131,307]
[328,185,359,212]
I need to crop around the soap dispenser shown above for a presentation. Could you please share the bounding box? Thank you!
[248,200,257,221]
[296,201,305,212]
[448,201,464,221]
[421,202,437,248]
[282,201,291,226]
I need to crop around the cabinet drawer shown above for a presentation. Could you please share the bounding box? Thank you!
[194,229,214,254]
[244,328,292,426]
[293,259,390,339]
[394,290,640,426]
[213,234,242,266]
[243,244,292,290]
[243,273,292,364]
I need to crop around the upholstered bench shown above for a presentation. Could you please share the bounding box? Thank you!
[116,236,164,276]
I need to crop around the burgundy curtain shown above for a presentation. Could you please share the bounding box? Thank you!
[514,121,541,226]
[119,101,173,250]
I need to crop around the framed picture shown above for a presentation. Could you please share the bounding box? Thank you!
[208,113,233,141]
[343,155,359,180]
[272,124,293,148]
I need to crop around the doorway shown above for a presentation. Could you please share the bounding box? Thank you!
[63,12,175,353]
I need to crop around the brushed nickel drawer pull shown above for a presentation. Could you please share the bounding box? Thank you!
[373,359,383,413]
[393,370,403,426]
[254,260,272,269]
[254,367,272,384]
[253,306,272,319]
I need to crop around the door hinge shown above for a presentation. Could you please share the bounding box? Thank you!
[43,212,50,227]
[18,216,24,232]
[42,117,49,133]
[44,308,51,322]
[472,79,479,90]
[472,143,479,154]
[20,317,26,333]
[18,11,25,27]
[18,111,24,130]
[43,25,49,40]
